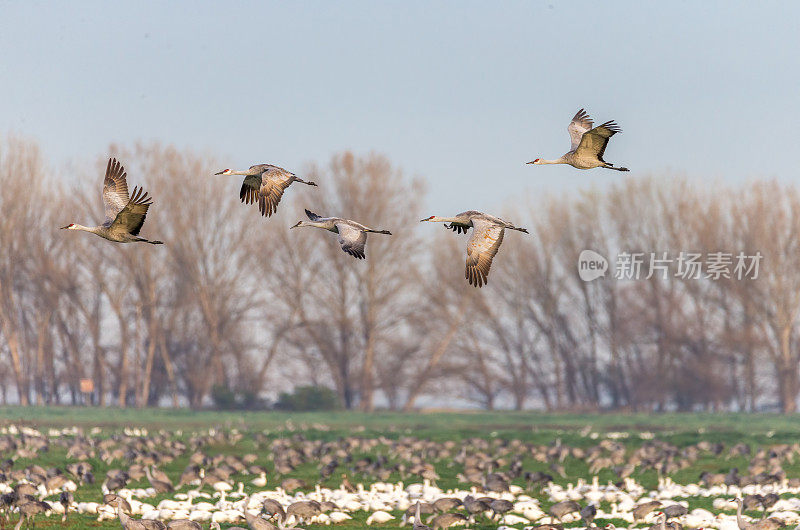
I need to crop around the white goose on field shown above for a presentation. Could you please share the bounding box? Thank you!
[420,211,528,287]
[528,108,629,171]
[215,164,317,217]
[61,158,163,244]
[291,209,392,259]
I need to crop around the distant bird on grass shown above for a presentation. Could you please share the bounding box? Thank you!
[103,493,132,514]
[14,500,50,530]
[144,466,173,493]
[736,498,783,530]
[261,498,286,525]
[581,504,598,527]
[61,158,163,244]
[549,500,581,524]
[59,491,74,522]
[420,211,528,287]
[633,501,663,522]
[527,108,629,171]
[662,504,687,521]
[116,503,165,530]
[413,501,432,530]
[291,209,391,259]
[215,164,317,217]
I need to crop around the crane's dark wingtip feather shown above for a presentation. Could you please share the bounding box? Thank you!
[344,247,365,259]
[572,108,593,124]
[599,120,622,133]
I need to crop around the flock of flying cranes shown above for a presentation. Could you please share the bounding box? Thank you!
[60,108,627,287]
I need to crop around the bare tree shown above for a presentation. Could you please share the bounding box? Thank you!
[269,152,424,410]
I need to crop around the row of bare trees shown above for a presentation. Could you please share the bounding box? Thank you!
[0,136,798,411]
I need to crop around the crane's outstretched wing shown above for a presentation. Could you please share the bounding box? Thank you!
[239,174,261,206]
[335,222,367,259]
[568,109,594,151]
[102,158,130,223]
[575,120,621,161]
[257,166,296,217]
[465,220,505,288]
[109,187,153,236]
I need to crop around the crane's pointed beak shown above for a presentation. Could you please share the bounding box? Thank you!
[59,225,70,230]
[214,170,226,175]
[526,161,535,165]
[290,221,302,229]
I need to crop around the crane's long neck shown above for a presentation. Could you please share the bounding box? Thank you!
[429,216,465,223]
[737,500,746,530]
[295,221,328,229]
[71,223,100,234]
[116,504,129,525]
[538,157,565,165]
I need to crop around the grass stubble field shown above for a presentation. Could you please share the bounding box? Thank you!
[1,408,799,529]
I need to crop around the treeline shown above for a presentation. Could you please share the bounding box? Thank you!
[0,137,798,412]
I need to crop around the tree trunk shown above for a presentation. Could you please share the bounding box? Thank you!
[157,333,179,408]
[778,324,798,413]
[778,363,798,413]
[34,313,52,405]
[403,317,461,412]
[139,334,158,409]
[109,299,130,408]
[360,327,376,412]
[118,335,129,407]
[4,328,29,405]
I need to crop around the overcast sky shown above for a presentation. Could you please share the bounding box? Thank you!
[2,1,798,214]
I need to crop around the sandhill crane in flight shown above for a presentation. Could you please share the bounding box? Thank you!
[420,211,528,287]
[60,158,163,244]
[291,209,391,259]
[215,164,317,217]
[527,108,629,171]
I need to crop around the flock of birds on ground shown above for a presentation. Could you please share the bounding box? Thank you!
[2,424,800,530]
[60,109,628,287]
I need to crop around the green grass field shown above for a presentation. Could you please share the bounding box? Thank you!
[2,408,798,529]
[5,407,800,435]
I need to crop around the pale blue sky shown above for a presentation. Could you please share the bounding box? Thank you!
[1,1,798,214]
